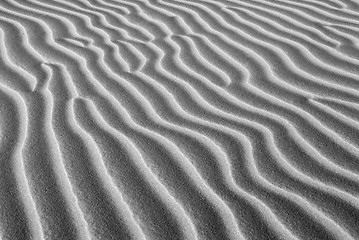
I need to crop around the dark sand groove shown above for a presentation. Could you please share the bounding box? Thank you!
[0,86,33,240]
[1,0,359,239]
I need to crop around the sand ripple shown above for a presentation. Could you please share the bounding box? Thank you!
[0,0,359,239]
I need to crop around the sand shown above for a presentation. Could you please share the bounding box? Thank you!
[0,0,359,239]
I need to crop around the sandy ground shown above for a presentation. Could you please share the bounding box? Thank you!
[0,0,359,239]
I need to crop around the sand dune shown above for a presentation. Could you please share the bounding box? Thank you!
[0,0,359,239]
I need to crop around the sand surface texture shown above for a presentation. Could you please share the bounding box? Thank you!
[1,0,359,239]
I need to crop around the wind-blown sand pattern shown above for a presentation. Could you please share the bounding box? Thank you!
[1,0,359,239]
